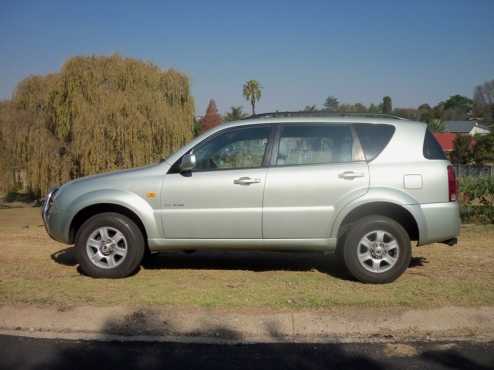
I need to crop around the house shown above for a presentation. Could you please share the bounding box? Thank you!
[444,120,491,136]
[433,132,457,154]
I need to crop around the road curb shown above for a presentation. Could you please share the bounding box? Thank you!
[1,305,493,343]
[1,328,493,345]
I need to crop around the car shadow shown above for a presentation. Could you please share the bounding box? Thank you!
[52,247,429,282]
[409,256,428,268]
[142,250,354,280]
[51,247,353,280]
[51,248,78,266]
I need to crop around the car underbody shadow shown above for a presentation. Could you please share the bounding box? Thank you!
[142,250,354,281]
[52,247,428,281]
[51,248,77,266]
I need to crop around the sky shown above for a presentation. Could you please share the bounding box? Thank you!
[1,0,493,114]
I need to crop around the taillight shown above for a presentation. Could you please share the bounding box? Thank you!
[447,165,457,202]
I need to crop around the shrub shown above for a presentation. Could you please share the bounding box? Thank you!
[459,176,494,206]
[459,176,494,223]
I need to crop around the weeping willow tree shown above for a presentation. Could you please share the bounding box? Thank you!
[0,54,195,196]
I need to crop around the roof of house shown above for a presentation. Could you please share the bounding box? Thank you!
[444,120,491,133]
[433,132,457,152]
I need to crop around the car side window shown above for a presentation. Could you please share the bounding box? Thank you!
[353,123,395,161]
[423,128,447,160]
[275,125,354,166]
[193,126,271,171]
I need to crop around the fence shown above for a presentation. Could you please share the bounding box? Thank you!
[454,164,494,177]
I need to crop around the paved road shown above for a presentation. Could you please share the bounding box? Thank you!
[0,335,493,370]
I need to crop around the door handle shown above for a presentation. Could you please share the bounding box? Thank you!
[233,177,261,185]
[338,171,365,180]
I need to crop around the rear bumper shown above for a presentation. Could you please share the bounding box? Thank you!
[418,202,460,245]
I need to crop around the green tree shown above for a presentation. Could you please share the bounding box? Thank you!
[224,106,248,122]
[368,103,380,113]
[418,103,432,123]
[450,135,473,164]
[242,80,262,115]
[393,108,418,120]
[382,96,392,114]
[192,117,202,137]
[323,96,339,112]
[432,101,445,120]
[0,54,195,195]
[303,105,318,112]
[473,80,494,123]
[472,133,494,164]
[442,95,473,121]
[337,103,368,113]
[444,95,473,111]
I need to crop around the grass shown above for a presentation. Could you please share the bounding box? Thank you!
[0,207,493,311]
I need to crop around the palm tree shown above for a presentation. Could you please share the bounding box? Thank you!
[224,106,248,122]
[243,80,262,115]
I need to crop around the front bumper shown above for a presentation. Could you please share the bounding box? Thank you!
[41,188,67,243]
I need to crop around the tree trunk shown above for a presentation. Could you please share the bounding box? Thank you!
[251,99,255,115]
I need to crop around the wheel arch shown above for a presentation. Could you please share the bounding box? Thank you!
[336,201,420,242]
[331,186,426,244]
[65,190,159,246]
[69,203,149,247]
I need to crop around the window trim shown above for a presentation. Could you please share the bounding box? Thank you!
[168,124,275,174]
[270,123,366,168]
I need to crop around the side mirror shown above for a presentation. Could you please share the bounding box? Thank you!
[180,152,196,172]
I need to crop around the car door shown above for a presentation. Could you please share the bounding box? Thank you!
[162,125,273,239]
[262,123,369,239]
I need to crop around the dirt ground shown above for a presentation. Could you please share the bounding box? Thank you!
[0,207,493,311]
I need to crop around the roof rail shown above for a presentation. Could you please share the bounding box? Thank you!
[243,111,406,120]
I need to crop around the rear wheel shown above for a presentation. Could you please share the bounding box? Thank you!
[75,212,145,278]
[342,215,411,284]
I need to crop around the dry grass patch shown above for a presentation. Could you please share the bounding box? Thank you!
[0,208,493,310]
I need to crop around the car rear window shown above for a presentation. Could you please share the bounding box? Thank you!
[423,129,447,160]
[353,124,395,161]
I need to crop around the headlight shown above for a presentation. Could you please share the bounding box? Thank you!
[42,187,59,218]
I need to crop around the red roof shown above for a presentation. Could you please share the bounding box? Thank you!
[434,132,457,152]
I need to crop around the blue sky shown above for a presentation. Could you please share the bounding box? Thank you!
[1,0,493,114]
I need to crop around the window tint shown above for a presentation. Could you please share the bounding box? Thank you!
[423,129,447,160]
[354,124,395,161]
[276,125,353,166]
[194,126,271,170]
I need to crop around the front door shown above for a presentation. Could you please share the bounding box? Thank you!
[263,123,369,239]
[162,125,273,239]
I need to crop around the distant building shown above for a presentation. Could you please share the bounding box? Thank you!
[433,133,457,154]
[443,120,491,136]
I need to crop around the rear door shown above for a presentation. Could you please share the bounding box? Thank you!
[262,123,369,239]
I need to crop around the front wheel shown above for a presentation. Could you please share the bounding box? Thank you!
[342,215,411,284]
[75,212,145,278]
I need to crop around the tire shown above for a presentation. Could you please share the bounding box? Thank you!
[342,215,411,284]
[75,212,145,278]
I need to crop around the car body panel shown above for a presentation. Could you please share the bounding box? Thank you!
[42,116,461,253]
[262,162,369,238]
[160,168,267,239]
[44,163,165,243]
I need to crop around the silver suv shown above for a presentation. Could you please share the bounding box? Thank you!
[42,112,460,283]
